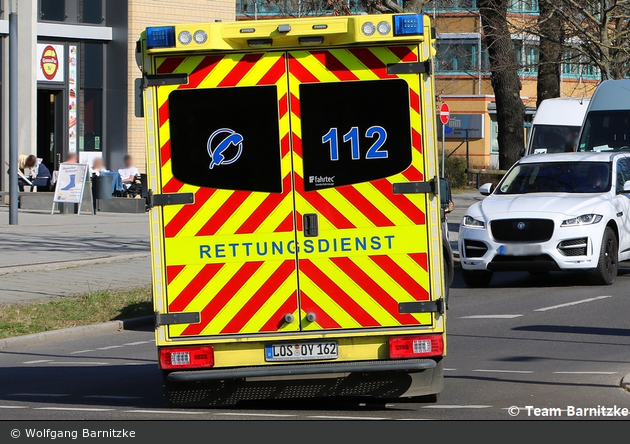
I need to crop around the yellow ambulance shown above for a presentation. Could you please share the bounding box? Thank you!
[138,13,449,405]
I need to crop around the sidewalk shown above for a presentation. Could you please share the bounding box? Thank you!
[0,207,151,304]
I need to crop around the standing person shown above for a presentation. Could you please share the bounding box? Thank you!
[118,155,140,195]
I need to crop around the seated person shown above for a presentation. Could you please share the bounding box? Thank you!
[5,154,37,191]
[91,157,124,196]
[31,159,52,191]
[586,164,609,191]
[118,154,141,197]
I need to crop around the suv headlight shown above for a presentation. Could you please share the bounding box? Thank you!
[463,216,485,228]
[561,214,603,227]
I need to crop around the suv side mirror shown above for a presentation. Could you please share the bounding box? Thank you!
[479,183,494,196]
[623,180,630,193]
[439,178,453,213]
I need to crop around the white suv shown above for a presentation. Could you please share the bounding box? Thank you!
[459,152,630,287]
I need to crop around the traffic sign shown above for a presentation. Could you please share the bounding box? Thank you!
[440,102,450,125]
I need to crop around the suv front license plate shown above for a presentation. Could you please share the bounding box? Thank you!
[265,341,338,362]
[499,244,542,256]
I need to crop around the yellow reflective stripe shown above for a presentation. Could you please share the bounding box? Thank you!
[238,52,284,86]
[293,194,336,232]
[299,275,362,329]
[174,190,232,237]
[164,264,204,301]
[255,196,295,233]
[353,180,421,226]
[162,184,198,225]
[241,275,298,333]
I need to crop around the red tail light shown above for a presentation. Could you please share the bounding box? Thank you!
[159,346,214,370]
[389,335,444,359]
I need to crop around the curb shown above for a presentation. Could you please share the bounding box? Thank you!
[621,374,630,393]
[0,252,150,276]
[0,315,154,350]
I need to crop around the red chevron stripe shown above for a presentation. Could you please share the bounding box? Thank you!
[389,46,417,62]
[348,48,395,79]
[196,191,251,237]
[235,175,292,234]
[158,102,169,127]
[180,55,224,89]
[157,56,186,74]
[371,178,426,225]
[166,265,186,285]
[257,55,287,85]
[294,175,355,229]
[279,93,288,118]
[299,260,379,327]
[161,177,185,194]
[160,140,171,167]
[300,292,341,329]
[181,261,264,336]
[218,53,264,87]
[281,133,291,157]
[412,128,422,153]
[164,188,216,238]
[288,55,320,83]
[260,292,298,332]
[402,165,423,181]
[311,50,359,81]
[330,257,420,325]
[335,185,395,227]
[410,89,420,114]
[369,255,429,301]
[291,132,303,157]
[290,93,301,118]
[220,260,296,334]
[408,252,429,272]
[274,213,295,233]
[168,263,224,312]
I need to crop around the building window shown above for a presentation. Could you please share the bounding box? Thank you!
[563,49,600,79]
[80,43,104,152]
[79,0,102,24]
[40,0,66,22]
[435,40,489,74]
[513,40,539,74]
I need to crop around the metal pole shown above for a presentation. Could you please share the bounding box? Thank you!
[466,129,470,171]
[8,12,18,225]
[441,123,446,179]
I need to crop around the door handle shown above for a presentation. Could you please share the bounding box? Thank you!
[303,213,319,237]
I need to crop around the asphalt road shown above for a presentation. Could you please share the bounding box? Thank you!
[2,265,630,420]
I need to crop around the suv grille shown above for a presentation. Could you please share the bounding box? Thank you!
[558,238,587,256]
[490,219,554,242]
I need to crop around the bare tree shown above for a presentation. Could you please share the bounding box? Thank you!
[536,0,563,106]
[360,0,430,13]
[478,0,525,169]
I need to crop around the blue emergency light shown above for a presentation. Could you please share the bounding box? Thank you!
[393,14,424,36]
[146,26,176,48]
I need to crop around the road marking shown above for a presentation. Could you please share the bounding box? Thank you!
[0,406,28,409]
[10,393,70,397]
[421,405,492,409]
[36,407,114,412]
[22,360,54,364]
[216,413,297,418]
[124,362,152,366]
[473,369,534,374]
[96,345,124,350]
[534,295,612,312]
[444,368,457,371]
[83,395,144,400]
[124,410,206,415]
[70,350,94,354]
[123,341,152,346]
[51,362,110,365]
[460,315,523,319]
[554,371,618,375]
[309,415,385,420]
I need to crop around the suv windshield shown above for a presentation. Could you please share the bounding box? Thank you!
[497,161,612,194]
[528,125,581,154]
[579,110,630,152]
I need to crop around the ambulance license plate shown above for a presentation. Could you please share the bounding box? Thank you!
[265,341,338,362]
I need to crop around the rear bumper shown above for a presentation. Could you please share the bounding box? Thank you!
[168,358,436,382]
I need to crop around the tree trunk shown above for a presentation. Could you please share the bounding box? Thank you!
[479,0,525,169]
[536,0,563,107]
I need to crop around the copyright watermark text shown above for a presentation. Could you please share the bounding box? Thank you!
[10,429,136,439]
[508,405,630,417]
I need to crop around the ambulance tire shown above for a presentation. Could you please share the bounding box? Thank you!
[461,269,493,288]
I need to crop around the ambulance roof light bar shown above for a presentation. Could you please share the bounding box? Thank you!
[393,14,424,36]
[146,26,176,48]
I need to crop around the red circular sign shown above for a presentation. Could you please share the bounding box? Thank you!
[40,45,59,81]
[440,102,450,125]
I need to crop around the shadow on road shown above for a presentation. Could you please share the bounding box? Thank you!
[513,325,630,337]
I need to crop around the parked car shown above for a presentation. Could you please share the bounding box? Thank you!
[578,79,630,152]
[459,152,630,287]
[525,97,590,156]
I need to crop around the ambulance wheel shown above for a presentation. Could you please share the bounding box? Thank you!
[461,269,493,288]
[590,227,618,285]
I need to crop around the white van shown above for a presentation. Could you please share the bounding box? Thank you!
[526,97,590,155]
[578,79,630,152]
